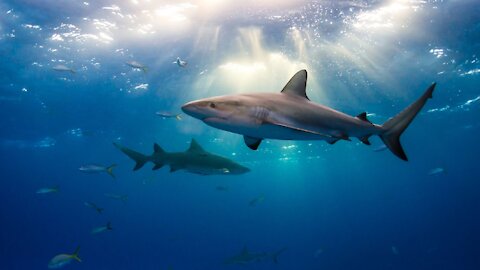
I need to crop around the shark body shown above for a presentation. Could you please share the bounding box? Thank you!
[114,139,249,175]
[182,70,436,161]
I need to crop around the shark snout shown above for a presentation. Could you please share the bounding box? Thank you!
[181,101,202,119]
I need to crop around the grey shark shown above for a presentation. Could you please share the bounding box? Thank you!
[114,139,250,175]
[182,70,437,161]
[224,246,286,265]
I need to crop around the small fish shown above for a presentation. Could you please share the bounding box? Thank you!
[48,246,81,269]
[84,202,103,214]
[105,193,128,203]
[216,185,229,191]
[373,145,387,152]
[52,64,75,74]
[173,57,187,68]
[126,61,147,73]
[79,164,116,179]
[91,221,113,234]
[249,195,265,207]
[36,185,59,194]
[156,111,182,120]
[428,167,446,176]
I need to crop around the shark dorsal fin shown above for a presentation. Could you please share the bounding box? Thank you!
[153,143,165,154]
[188,139,206,153]
[281,70,309,100]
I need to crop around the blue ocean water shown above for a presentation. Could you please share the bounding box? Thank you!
[1,0,479,269]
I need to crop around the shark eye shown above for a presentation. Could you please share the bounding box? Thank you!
[209,103,216,108]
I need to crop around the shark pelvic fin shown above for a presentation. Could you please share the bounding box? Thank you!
[169,165,181,173]
[152,164,164,170]
[281,70,309,100]
[356,112,372,124]
[360,136,371,145]
[244,136,262,150]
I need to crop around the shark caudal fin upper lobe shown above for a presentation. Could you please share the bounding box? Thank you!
[113,143,151,170]
[379,83,436,161]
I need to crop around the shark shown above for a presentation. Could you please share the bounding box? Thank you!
[181,69,437,161]
[224,246,286,265]
[113,139,250,175]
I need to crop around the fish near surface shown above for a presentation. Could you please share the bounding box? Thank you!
[182,69,437,161]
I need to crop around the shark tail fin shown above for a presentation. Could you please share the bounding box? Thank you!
[71,246,82,262]
[272,248,287,264]
[379,83,436,161]
[106,164,116,179]
[96,207,103,214]
[113,143,150,171]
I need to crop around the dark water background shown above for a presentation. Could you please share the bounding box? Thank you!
[1,0,479,269]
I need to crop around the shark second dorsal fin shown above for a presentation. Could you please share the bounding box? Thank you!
[281,70,309,100]
[356,112,372,124]
[188,139,206,153]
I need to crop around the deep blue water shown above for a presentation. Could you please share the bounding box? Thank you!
[1,0,480,269]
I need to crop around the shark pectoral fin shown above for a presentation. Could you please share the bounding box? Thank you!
[326,138,340,145]
[244,136,262,150]
[281,70,309,100]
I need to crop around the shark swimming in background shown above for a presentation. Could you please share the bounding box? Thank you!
[114,139,250,175]
[224,246,286,265]
[182,69,437,161]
